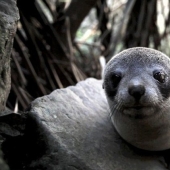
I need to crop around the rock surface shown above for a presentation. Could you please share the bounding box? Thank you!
[26,78,168,170]
[0,0,19,168]
[0,149,9,170]
[0,0,19,112]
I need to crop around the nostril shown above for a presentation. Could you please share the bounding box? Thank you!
[128,85,145,101]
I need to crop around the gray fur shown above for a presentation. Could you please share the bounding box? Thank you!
[103,47,170,151]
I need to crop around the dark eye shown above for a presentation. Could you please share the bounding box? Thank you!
[111,74,121,88]
[153,71,166,83]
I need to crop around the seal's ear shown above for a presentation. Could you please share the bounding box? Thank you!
[102,83,105,89]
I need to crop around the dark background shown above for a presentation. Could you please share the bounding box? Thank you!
[8,0,170,111]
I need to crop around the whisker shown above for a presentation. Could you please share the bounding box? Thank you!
[109,99,123,119]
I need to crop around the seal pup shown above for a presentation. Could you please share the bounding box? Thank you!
[103,47,170,151]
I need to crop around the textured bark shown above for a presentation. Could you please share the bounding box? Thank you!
[0,0,19,112]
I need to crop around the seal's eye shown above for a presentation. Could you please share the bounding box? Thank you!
[111,74,121,88]
[153,71,166,83]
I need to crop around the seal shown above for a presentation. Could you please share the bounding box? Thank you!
[103,47,170,151]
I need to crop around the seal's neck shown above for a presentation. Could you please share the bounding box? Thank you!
[111,108,170,151]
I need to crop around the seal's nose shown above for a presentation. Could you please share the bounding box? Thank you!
[128,84,145,101]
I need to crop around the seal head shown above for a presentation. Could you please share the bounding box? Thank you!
[103,47,170,151]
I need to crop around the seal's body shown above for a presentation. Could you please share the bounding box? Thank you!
[103,47,170,151]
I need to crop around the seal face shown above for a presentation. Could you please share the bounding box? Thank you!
[103,47,170,151]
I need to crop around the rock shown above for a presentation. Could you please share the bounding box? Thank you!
[0,0,19,112]
[0,111,27,170]
[26,78,168,170]
[0,149,9,170]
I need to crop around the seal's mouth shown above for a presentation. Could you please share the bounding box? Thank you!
[131,106,143,110]
[124,105,144,110]
[122,105,155,119]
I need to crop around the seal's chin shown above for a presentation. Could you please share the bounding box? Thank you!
[123,106,155,119]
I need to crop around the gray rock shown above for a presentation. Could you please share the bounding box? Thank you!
[0,0,19,112]
[0,149,9,170]
[28,78,168,170]
[0,111,27,170]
